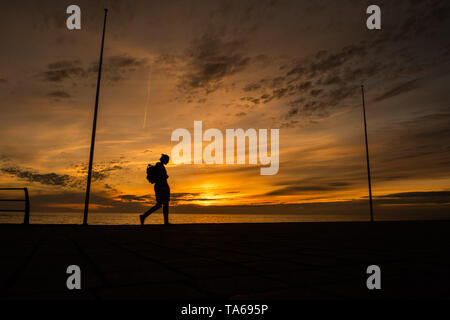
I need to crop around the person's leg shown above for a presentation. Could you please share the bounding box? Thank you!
[141,203,162,223]
[163,202,169,225]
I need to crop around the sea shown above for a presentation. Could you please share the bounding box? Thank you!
[1,211,449,225]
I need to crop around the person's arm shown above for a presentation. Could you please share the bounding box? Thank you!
[163,165,169,179]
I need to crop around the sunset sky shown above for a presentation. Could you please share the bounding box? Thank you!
[0,0,449,217]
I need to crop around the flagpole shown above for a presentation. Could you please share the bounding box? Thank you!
[361,85,374,222]
[83,9,108,225]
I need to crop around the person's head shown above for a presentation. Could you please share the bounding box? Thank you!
[160,154,170,165]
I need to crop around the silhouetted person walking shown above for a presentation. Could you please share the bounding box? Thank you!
[140,154,171,225]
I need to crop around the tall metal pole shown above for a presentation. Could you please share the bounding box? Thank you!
[23,187,30,225]
[83,9,108,225]
[361,85,374,222]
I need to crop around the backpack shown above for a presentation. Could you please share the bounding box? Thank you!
[146,164,157,184]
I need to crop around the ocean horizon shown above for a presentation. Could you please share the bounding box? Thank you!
[1,211,449,225]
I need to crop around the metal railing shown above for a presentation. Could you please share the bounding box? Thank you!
[0,188,30,224]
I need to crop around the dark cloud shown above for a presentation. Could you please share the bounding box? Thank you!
[243,82,262,92]
[41,60,85,82]
[373,112,450,169]
[117,194,152,202]
[375,191,450,205]
[285,100,330,119]
[296,81,312,91]
[179,32,251,94]
[150,192,221,203]
[248,44,369,121]
[286,65,306,77]
[101,54,147,82]
[267,178,353,196]
[343,64,384,83]
[393,0,450,41]
[403,113,450,139]
[210,0,279,36]
[309,44,366,74]
[107,55,146,68]
[1,167,72,187]
[234,1,450,129]
[286,107,298,118]
[94,165,123,181]
[104,184,116,191]
[47,90,71,98]
[240,96,260,104]
[310,89,323,97]
[328,182,351,187]
[1,161,125,189]
[256,85,297,104]
[252,54,273,66]
[327,85,358,104]
[319,75,342,86]
[41,55,147,84]
[153,53,178,66]
[184,164,262,176]
[265,184,344,196]
[149,53,180,75]
[281,44,366,88]
[374,79,421,102]
[75,163,124,182]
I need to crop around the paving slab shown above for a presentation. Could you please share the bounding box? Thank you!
[0,221,449,299]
